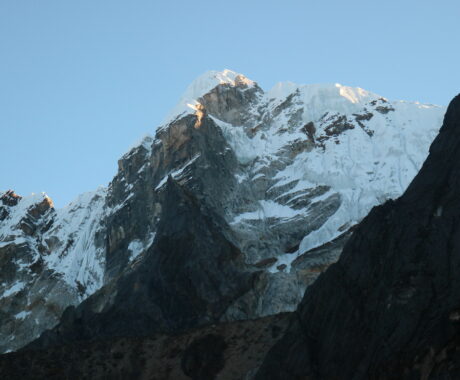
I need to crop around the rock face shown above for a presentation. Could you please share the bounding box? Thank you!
[256,94,460,379]
[26,177,259,349]
[0,313,290,380]
[0,69,445,352]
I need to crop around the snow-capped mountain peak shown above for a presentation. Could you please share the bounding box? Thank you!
[0,70,447,354]
[164,69,257,124]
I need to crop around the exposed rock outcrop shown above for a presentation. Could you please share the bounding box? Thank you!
[256,95,460,379]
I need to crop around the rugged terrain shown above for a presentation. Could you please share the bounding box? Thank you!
[256,95,460,379]
[0,313,290,379]
[0,69,444,352]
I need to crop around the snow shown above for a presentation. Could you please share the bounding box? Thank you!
[210,116,259,164]
[128,232,156,263]
[155,154,201,190]
[0,237,27,249]
[1,281,26,298]
[0,193,52,240]
[14,311,31,320]
[263,82,380,121]
[231,200,300,224]
[164,69,255,124]
[42,187,107,298]
[122,134,154,159]
[336,83,375,104]
[203,71,444,272]
[128,240,143,261]
[110,192,135,214]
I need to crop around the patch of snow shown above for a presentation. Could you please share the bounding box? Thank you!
[0,237,27,249]
[231,200,300,224]
[0,193,52,240]
[252,173,266,181]
[1,282,26,298]
[110,192,135,214]
[137,163,147,174]
[128,232,156,263]
[128,240,143,261]
[210,116,259,164]
[155,154,201,190]
[14,311,31,320]
[235,173,248,183]
[122,134,154,159]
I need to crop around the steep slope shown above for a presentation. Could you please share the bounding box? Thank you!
[0,189,106,352]
[256,95,460,379]
[26,177,258,349]
[0,69,445,353]
[0,313,290,380]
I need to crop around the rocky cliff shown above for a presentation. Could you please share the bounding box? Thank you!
[0,69,445,353]
[256,95,460,379]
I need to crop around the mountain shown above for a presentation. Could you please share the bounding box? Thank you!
[0,69,444,353]
[256,95,460,379]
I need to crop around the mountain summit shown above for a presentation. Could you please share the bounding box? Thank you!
[0,70,445,353]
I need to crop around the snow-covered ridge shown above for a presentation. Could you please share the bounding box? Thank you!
[164,69,256,124]
[264,82,379,110]
[0,187,109,352]
[182,70,445,272]
[122,134,154,159]
[0,192,52,240]
[42,187,107,296]
[163,69,443,131]
[0,188,107,296]
[131,70,444,273]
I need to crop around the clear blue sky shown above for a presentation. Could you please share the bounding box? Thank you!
[1,0,459,207]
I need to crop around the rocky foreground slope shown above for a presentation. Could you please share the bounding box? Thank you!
[256,95,460,379]
[0,313,290,379]
[0,70,444,352]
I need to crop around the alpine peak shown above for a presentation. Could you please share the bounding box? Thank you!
[164,69,257,124]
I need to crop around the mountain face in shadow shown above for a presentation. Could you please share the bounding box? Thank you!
[256,95,460,379]
[25,176,259,349]
[0,313,290,379]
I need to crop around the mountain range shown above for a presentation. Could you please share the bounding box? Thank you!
[1,69,457,379]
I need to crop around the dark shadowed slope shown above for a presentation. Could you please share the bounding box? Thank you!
[256,94,460,379]
[0,313,290,380]
[25,176,258,350]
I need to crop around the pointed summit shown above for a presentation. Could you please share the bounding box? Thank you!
[164,69,257,123]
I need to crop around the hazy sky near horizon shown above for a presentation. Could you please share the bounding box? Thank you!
[1,0,459,207]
